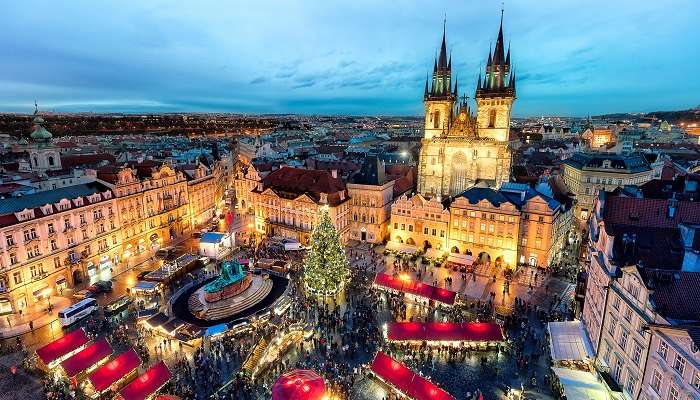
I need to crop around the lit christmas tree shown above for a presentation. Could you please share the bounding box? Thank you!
[303,206,349,295]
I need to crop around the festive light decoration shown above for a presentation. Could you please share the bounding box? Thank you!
[303,207,348,295]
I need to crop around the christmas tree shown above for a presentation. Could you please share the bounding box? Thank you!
[303,207,349,295]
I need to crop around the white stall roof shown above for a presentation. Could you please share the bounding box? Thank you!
[548,321,594,361]
[552,368,610,400]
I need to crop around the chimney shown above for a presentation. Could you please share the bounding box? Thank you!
[668,195,678,219]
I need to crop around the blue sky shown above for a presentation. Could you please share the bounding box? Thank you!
[1,0,698,116]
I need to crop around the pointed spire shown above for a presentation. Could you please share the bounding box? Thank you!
[437,18,449,71]
[476,72,482,90]
[424,73,429,96]
[492,6,506,66]
[506,42,511,66]
[453,75,459,97]
[34,100,38,115]
[448,52,452,71]
[433,57,438,73]
[486,44,493,68]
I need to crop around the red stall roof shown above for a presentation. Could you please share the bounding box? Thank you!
[88,348,142,393]
[36,328,89,366]
[117,361,171,400]
[61,338,113,378]
[272,369,326,400]
[371,352,455,400]
[374,273,456,305]
[387,322,504,342]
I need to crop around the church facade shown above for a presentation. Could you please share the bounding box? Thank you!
[416,18,515,198]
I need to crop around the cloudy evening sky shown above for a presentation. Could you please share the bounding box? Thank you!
[1,0,698,116]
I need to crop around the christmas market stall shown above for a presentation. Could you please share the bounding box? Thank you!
[374,272,457,306]
[115,361,172,400]
[272,369,326,400]
[385,322,505,349]
[85,348,142,398]
[36,327,90,371]
[59,337,114,383]
[369,352,455,400]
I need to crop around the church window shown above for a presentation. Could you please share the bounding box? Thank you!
[433,110,440,129]
[488,109,497,128]
[48,156,55,166]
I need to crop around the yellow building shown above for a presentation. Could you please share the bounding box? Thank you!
[417,19,513,198]
[0,183,121,315]
[98,163,191,269]
[390,193,450,253]
[179,163,221,228]
[250,167,350,245]
[561,152,653,221]
[346,157,415,244]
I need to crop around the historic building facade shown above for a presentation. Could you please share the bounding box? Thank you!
[416,20,514,198]
[0,183,121,315]
[250,167,351,245]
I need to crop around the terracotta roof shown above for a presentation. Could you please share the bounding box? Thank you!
[646,271,700,322]
[603,196,700,229]
[61,153,116,170]
[257,167,348,206]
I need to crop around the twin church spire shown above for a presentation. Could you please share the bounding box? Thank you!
[424,11,516,102]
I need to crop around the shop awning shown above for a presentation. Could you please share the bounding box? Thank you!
[371,352,455,400]
[61,338,113,378]
[446,254,474,266]
[36,328,89,367]
[385,242,418,254]
[548,321,594,362]
[133,281,159,291]
[116,361,171,400]
[145,312,169,329]
[387,322,504,342]
[88,348,142,393]
[423,248,444,259]
[552,367,610,400]
[32,283,49,298]
[374,273,457,305]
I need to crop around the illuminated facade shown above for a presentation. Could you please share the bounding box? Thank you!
[250,167,350,245]
[416,17,514,198]
[0,183,121,315]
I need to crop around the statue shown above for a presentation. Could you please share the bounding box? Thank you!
[204,259,246,294]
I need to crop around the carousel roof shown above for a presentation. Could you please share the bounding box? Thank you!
[272,369,325,400]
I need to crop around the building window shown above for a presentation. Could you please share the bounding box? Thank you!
[408,225,413,232]
[13,271,22,285]
[608,319,617,336]
[5,235,14,246]
[394,223,398,229]
[432,229,436,236]
[659,340,669,360]
[50,240,58,251]
[618,329,628,350]
[424,227,429,235]
[673,354,686,375]
[692,371,700,390]
[488,109,496,128]
[625,375,636,397]
[632,343,642,366]
[440,230,445,238]
[668,386,679,400]
[401,224,405,231]
[651,370,662,393]
[53,257,61,269]
[613,357,623,382]
[612,296,621,310]
[9,253,17,265]
[623,307,633,322]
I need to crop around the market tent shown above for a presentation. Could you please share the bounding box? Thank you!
[548,321,594,361]
[88,348,142,393]
[116,361,171,400]
[387,322,504,342]
[272,369,325,400]
[371,352,455,400]
[552,367,609,400]
[60,338,113,378]
[386,242,418,254]
[423,248,444,259]
[36,328,89,368]
[447,254,474,266]
[374,273,457,305]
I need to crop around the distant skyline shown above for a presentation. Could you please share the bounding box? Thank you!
[1,0,698,117]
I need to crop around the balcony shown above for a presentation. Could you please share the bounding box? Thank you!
[63,225,75,233]
[80,220,88,227]
[67,254,81,264]
[47,230,56,238]
[94,214,104,222]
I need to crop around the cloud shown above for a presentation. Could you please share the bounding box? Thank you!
[250,76,267,84]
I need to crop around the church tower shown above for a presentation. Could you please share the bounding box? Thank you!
[423,23,456,140]
[475,12,516,142]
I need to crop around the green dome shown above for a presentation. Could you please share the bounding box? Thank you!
[30,125,53,141]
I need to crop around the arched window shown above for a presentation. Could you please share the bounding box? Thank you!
[433,110,440,129]
[488,109,497,128]
[33,157,38,166]
[48,156,55,166]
